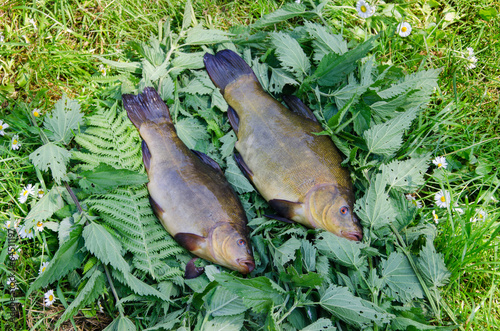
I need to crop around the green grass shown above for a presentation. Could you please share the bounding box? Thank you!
[1,0,499,330]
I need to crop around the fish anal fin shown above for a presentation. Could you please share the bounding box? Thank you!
[191,149,223,174]
[264,214,295,224]
[269,199,303,220]
[142,140,151,171]
[227,106,239,134]
[185,257,205,279]
[234,152,253,180]
[282,95,318,123]
[175,232,206,252]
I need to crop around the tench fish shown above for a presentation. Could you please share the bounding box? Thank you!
[204,50,362,241]
[122,87,254,278]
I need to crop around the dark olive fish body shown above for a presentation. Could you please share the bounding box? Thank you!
[122,88,254,277]
[204,50,362,241]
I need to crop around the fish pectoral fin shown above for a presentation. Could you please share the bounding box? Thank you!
[142,140,151,171]
[227,106,239,134]
[191,150,223,174]
[264,214,295,224]
[174,232,206,252]
[185,257,205,279]
[281,95,318,123]
[269,199,303,220]
[234,152,253,180]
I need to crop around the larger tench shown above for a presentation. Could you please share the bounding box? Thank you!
[122,87,254,278]
[204,50,362,241]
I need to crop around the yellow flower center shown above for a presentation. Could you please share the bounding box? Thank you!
[10,282,16,288]
[401,26,407,32]
[33,111,40,117]
[13,139,18,145]
[361,5,367,12]
[437,163,442,167]
[433,214,438,220]
[42,266,46,272]
[23,190,28,196]
[479,214,483,219]
[0,125,3,129]
[440,196,446,202]
[9,247,14,253]
[37,221,43,227]
[49,294,54,301]
[39,190,44,195]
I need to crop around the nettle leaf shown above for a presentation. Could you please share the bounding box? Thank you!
[416,239,451,288]
[175,117,210,149]
[315,232,366,269]
[363,107,418,156]
[203,314,245,331]
[354,174,396,230]
[83,222,130,274]
[302,318,336,331]
[377,68,440,99]
[305,21,347,62]
[112,269,171,301]
[78,163,147,194]
[301,240,317,272]
[224,156,254,194]
[185,25,230,45]
[181,72,214,95]
[381,155,430,192]
[29,142,71,184]
[24,185,66,229]
[43,95,84,144]
[319,285,393,328]
[103,315,136,331]
[251,3,308,29]
[273,237,301,268]
[269,67,299,94]
[204,286,247,317]
[214,273,285,314]
[211,89,228,112]
[380,252,424,303]
[271,32,310,81]
[181,0,196,30]
[219,131,237,159]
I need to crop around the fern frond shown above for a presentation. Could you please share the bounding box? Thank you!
[86,187,185,280]
[74,102,143,171]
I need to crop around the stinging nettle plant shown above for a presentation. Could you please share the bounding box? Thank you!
[22,1,457,330]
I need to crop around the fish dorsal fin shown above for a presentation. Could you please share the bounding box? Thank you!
[227,106,239,134]
[142,140,151,171]
[281,95,318,123]
[175,232,206,252]
[234,152,253,180]
[269,199,303,220]
[185,257,205,279]
[191,150,223,174]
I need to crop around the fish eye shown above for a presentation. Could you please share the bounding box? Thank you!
[340,206,349,215]
[237,239,246,247]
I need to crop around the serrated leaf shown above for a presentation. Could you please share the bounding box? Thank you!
[381,155,430,192]
[305,21,347,62]
[211,89,228,112]
[316,232,366,269]
[29,142,71,184]
[43,95,84,144]
[103,316,136,331]
[273,237,301,267]
[269,67,299,94]
[301,240,317,272]
[174,117,210,149]
[28,225,84,295]
[271,32,310,81]
[380,252,424,303]
[302,318,336,331]
[112,269,171,301]
[185,25,230,45]
[205,286,247,317]
[392,316,457,330]
[219,131,237,159]
[83,222,130,274]
[417,239,451,288]
[377,68,440,99]
[354,174,396,230]
[363,107,418,156]
[252,3,309,29]
[203,314,245,331]
[280,266,323,287]
[319,285,393,328]
[214,273,285,314]
[181,0,196,30]
[224,156,254,194]
[78,163,148,194]
[24,186,66,229]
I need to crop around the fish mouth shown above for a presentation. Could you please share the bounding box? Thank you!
[236,259,255,274]
[342,231,363,241]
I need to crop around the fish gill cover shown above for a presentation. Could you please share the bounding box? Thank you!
[24,1,457,330]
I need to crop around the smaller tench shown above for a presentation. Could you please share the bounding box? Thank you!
[122,87,254,278]
[204,50,363,241]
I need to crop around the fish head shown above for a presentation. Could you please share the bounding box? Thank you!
[306,184,363,241]
[209,223,255,274]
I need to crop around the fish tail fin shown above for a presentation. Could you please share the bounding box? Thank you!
[203,49,256,94]
[122,87,171,129]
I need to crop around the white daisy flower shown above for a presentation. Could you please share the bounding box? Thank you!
[39,261,50,275]
[36,221,44,232]
[32,108,41,117]
[37,188,45,198]
[453,207,464,214]
[0,32,4,43]
[29,18,37,29]
[44,289,56,307]
[22,35,29,44]
[8,245,21,260]
[5,220,18,230]
[99,64,106,76]
[18,225,34,239]
[356,0,374,18]
[0,120,9,135]
[18,184,35,203]
[432,210,439,224]
[397,22,412,37]
[97,299,104,313]
[435,190,451,208]
[466,47,474,57]
[11,134,21,150]
[7,277,18,291]
[472,209,487,222]
[405,193,423,208]
[432,156,447,169]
